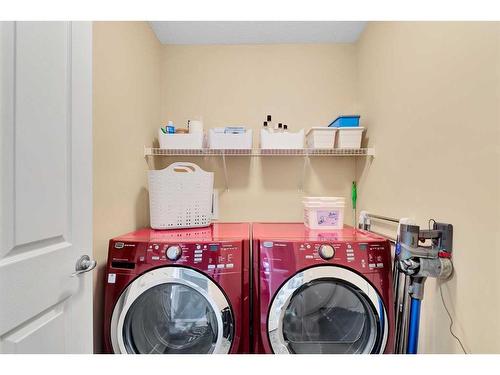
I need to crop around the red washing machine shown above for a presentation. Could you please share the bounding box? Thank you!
[252,223,394,354]
[103,223,250,354]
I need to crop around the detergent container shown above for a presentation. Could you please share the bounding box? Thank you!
[303,196,345,229]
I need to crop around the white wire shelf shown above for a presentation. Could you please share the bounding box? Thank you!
[144,147,375,157]
[144,147,375,192]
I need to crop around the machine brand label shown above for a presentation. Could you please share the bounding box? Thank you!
[114,242,135,249]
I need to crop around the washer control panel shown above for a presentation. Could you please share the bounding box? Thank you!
[146,241,241,272]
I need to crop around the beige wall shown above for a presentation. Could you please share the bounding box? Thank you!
[356,22,500,353]
[92,21,161,352]
[159,44,359,223]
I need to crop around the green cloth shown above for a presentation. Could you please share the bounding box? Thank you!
[351,181,357,209]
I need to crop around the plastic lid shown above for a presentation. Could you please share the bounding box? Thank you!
[304,202,345,208]
[278,123,283,128]
[284,125,288,130]
[267,115,272,121]
[263,121,268,127]
[303,196,346,202]
[328,116,361,126]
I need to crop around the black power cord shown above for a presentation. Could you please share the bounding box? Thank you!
[439,282,468,354]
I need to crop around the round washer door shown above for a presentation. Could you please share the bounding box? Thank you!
[268,266,388,354]
[110,267,234,354]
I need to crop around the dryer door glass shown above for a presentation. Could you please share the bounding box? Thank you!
[281,278,379,354]
[122,283,219,354]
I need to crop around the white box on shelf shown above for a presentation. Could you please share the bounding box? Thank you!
[158,129,204,149]
[335,127,365,149]
[306,127,338,149]
[208,128,253,149]
[260,129,304,149]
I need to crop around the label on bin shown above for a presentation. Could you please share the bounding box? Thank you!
[316,209,341,226]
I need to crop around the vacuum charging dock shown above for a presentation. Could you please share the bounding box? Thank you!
[359,212,454,354]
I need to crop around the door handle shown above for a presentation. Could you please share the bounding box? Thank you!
[72,255,97,277]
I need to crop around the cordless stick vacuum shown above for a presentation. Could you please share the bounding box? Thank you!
[397,222,454,354]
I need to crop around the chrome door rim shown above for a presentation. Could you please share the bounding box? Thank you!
[110,267,233,354]
[268,265,388,354]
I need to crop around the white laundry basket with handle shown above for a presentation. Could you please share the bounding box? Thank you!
[148,162,214,229]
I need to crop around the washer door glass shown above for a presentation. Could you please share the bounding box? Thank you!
[281,278,379,354]
[122,283,219,354]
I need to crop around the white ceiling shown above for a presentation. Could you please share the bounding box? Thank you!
[149,21,367,45]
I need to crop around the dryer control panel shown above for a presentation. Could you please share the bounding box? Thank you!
[261,239,391,274]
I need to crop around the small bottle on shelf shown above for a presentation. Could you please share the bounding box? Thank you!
[283,124,288,132]
[266,115,273,131]
[263,121,269,133]
[166,120,175,134]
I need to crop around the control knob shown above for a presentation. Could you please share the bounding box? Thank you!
[319,244,335,260]
[166,245,182,261]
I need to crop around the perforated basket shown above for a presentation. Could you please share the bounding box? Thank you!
[148,162,214,229]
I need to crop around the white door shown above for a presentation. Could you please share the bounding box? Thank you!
[0,21,93,353]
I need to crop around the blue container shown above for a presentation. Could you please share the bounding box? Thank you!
[328,115,360,128]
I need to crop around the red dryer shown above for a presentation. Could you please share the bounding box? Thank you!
[252,223,394,354]
[103,223,250,354]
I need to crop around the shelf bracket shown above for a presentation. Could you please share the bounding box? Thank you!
[221,152,229,191]
[145,155,154,170]
[299,153,309,192]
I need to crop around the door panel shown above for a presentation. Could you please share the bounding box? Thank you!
[0,21,93,353]
[122,283,220,354]
[268,266,388,354]
[15,22,69,245]
[0,300,68,353]
[281,279,379,354]
[110,267,234,354]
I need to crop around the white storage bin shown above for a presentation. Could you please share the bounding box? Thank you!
[335,127,365,149]
[260,129,304,149]
[306,127,338,149]
[303,197,345,230]
[158,129,204,149]
[208,128,253,149]
[148,162,214,229]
